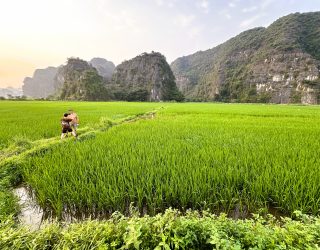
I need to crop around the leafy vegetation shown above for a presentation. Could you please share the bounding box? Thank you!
[58,58,111,101]
[1,209,320,249]
[110,52,184,102]
[302,78,320,86]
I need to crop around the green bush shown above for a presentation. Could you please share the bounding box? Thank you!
[1,209,320,249]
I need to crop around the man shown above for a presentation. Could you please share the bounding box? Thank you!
[61,113,77,139]
[67,109,79,136]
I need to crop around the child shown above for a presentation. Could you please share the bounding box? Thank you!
[61,113,77,139]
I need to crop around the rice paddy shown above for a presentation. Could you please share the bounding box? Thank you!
[0,101,161,149]
[2,101,318,219]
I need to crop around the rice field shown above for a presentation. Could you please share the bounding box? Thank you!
[12,102,320,219]
[0,101,160,149]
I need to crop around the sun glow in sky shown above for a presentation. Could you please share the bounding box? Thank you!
[1,0,320,88]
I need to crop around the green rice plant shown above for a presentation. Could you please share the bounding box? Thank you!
[0,101,161,148]
[20,103,320,218]
[0,101,161,218]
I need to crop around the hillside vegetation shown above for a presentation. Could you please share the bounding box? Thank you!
[109,52,183,101]
[171,12,320,104]
[22,53,183,102]
[56,58,109,101]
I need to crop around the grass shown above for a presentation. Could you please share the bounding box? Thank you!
[0,101,161,149]
[0,101,161,219]
[1,101,320,249]
[16,102,320,218]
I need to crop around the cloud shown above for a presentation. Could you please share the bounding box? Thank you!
[228,2,236,8]
[105,10,143,33]
[187,25,203,38]
[240,14,264,28]
[225,13,232,19]
[219,9,232,20]
[196,0,210,13]
[260,0,276,9]
[174,14,195,27]
[168,1,175,8]
[155,0,164,6]
[242,6,258,13]
[155,0,176,8]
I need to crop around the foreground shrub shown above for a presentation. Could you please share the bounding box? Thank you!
[1,209,320,249]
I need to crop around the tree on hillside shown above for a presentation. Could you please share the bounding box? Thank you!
[57,57,111,101]
[79,70,109,101]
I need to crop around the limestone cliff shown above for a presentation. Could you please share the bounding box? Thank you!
[56,58,108,101]
[171,12,320,104]
[90,58,115,80]
[22,67,58,98]
[23,58,115,99]
[110,52,182,101]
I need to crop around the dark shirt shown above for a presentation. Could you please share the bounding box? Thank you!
[61,117,73,132]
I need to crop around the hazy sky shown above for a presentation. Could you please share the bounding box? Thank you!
[1,0,320,88]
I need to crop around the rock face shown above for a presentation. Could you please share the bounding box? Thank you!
[171,12,320,104]
[57,58,108,101]
[22,67,58,98]
[90,58,115,80]
[23,58,115,99]
[110,52,182,101]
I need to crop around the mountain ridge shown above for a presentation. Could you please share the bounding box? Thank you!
[22,52,182,101]
[22,57,115,99]
[20,11,320,103]
[171,11,320,104]
[108,52,183,101]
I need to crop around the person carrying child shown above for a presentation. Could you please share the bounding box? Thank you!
[61,113,77,139]
[67,109,79,137]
